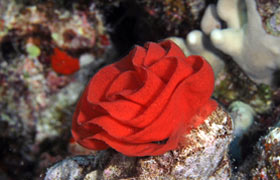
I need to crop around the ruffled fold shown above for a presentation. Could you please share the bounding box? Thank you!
[72,40,217,156]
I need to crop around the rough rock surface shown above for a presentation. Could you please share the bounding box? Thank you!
[44,155,97,180]
[235,126,280,179]
[0,1,111,179]
[251,127,280,179]
[129,106,233,180]
[45,106,233,180]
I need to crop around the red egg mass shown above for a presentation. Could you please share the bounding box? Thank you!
[72,40,217,157]
[51,48,80,75]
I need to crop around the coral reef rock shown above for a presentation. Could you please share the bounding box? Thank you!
[46,106,233,180]
[235,126,280,179]
[136,0,206,37]
[130,106,233,180]
[44,151,113,180]
[256,0,280,37]
[0,1,111,179]
[251,127,280,179]
[44,155,98,180]
[0,1,109,51]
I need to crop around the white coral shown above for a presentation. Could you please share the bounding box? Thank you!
[209,0,280,85]
[172,0,280,86]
